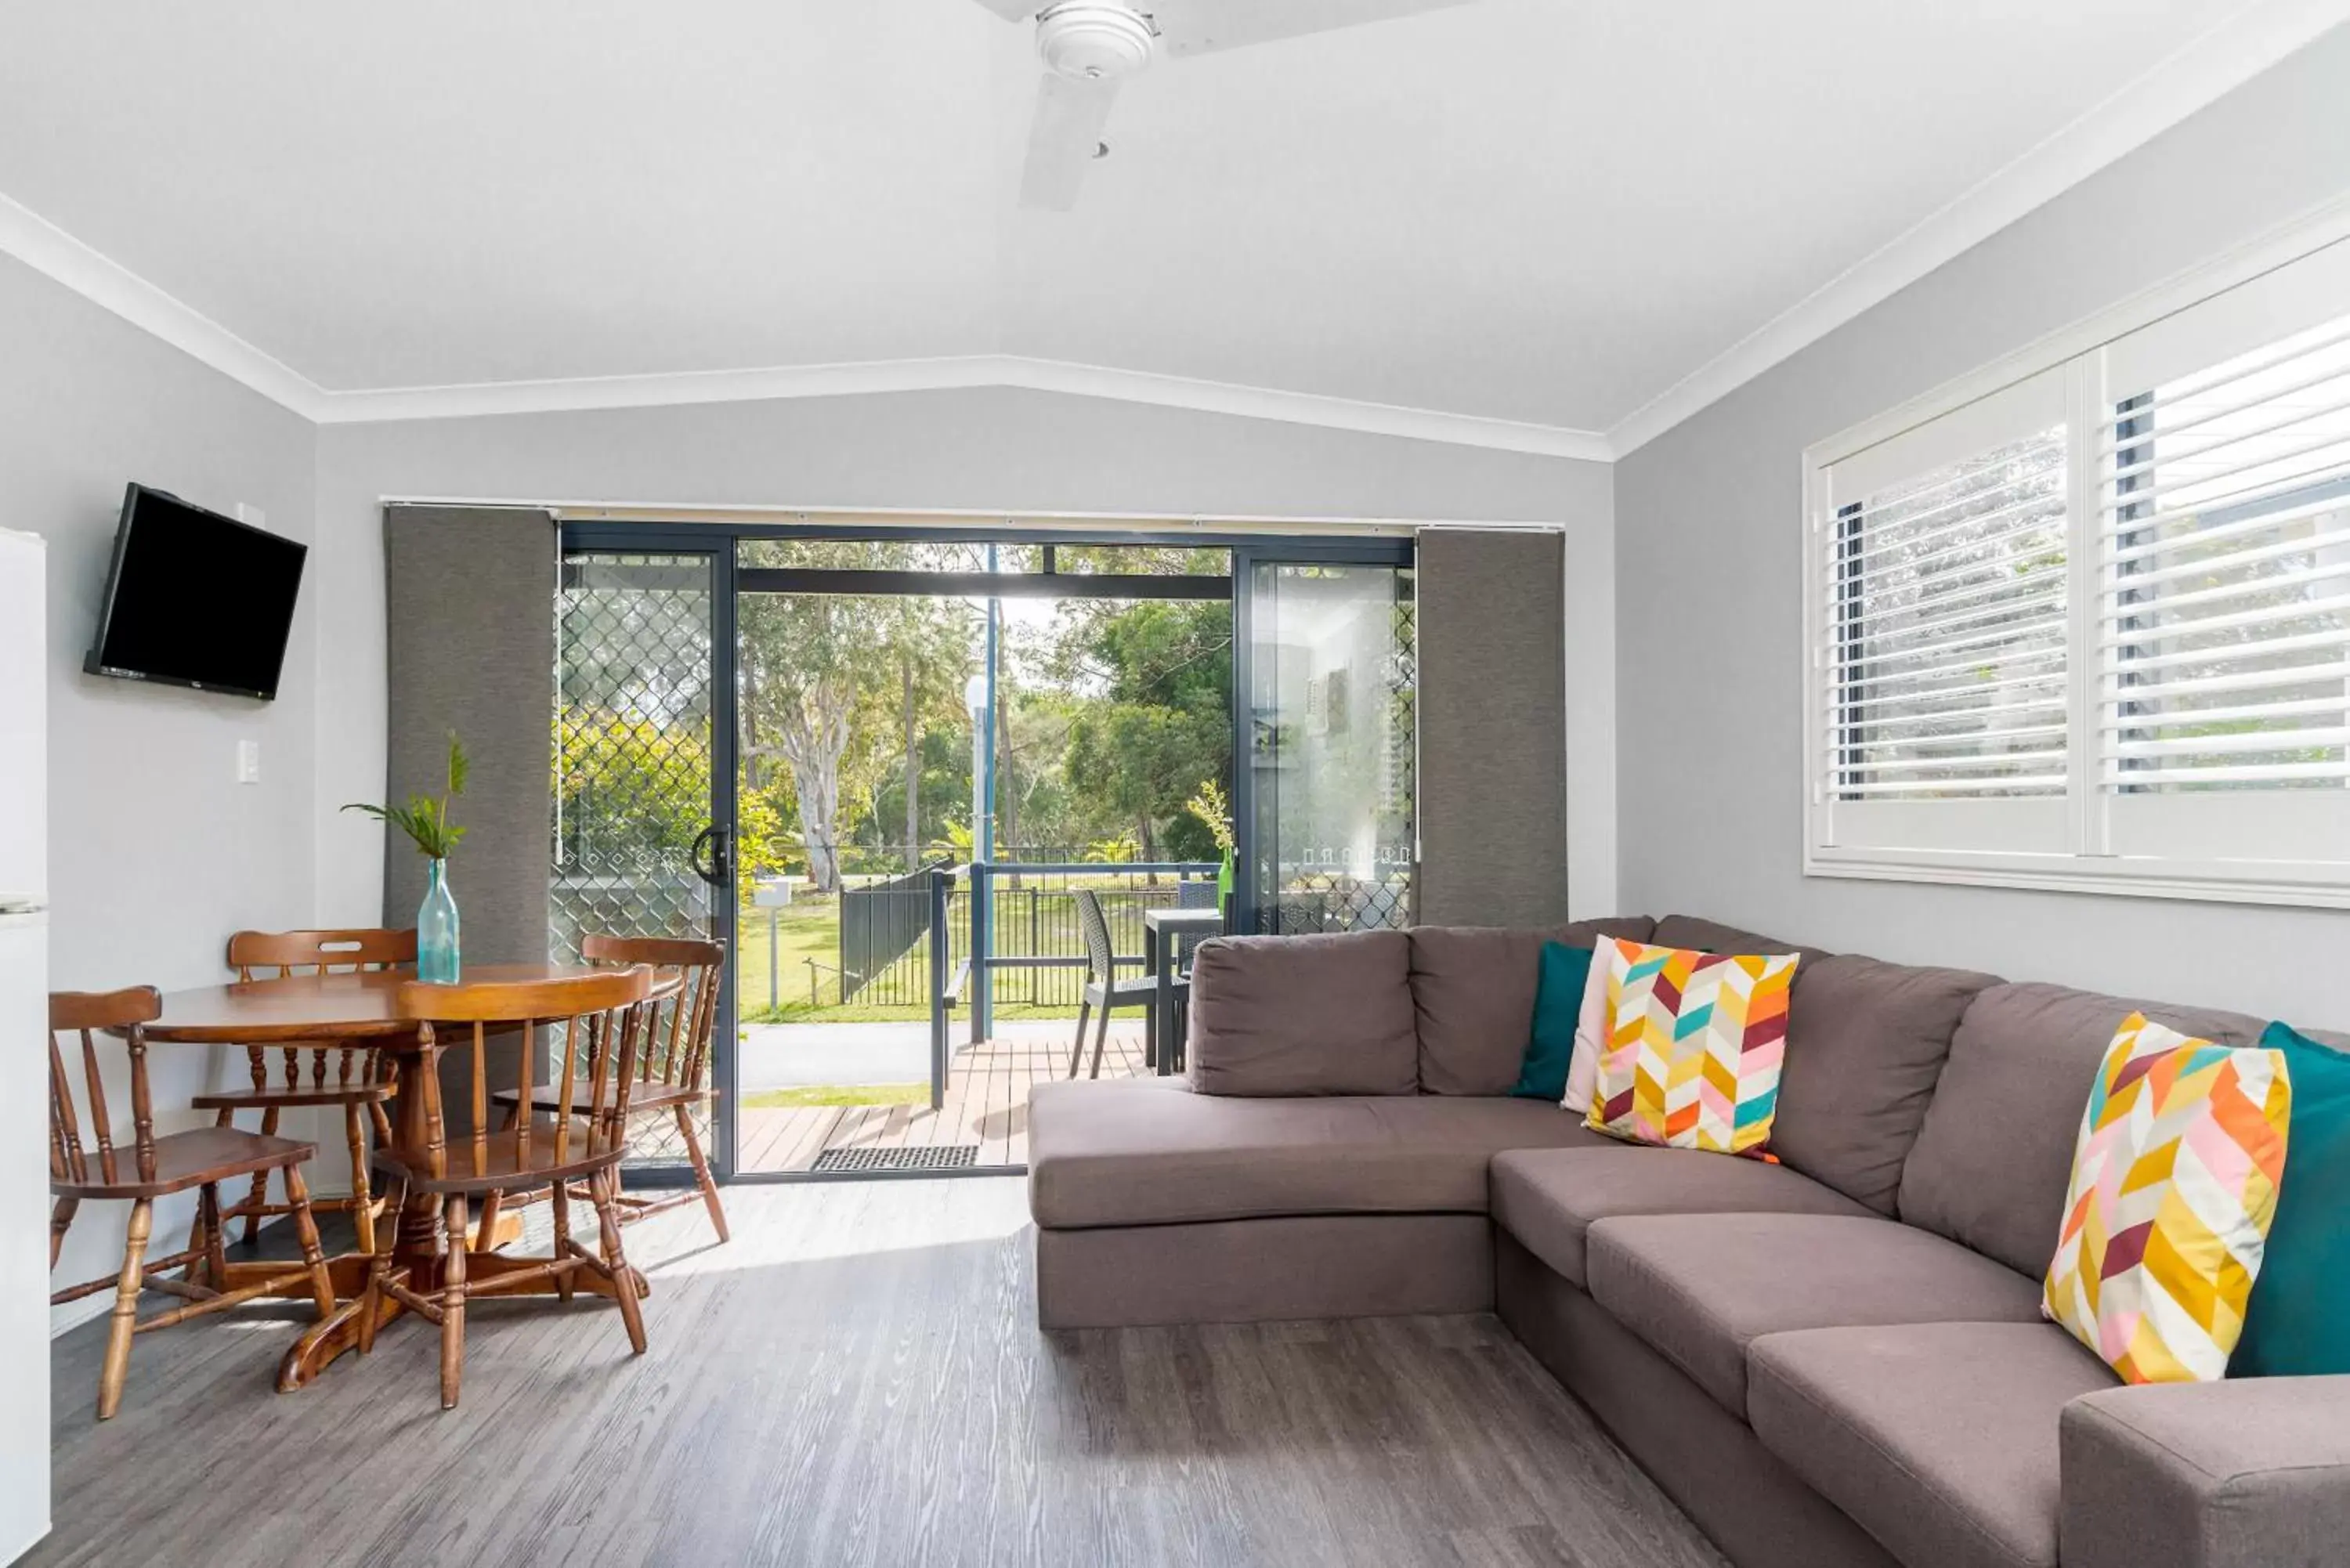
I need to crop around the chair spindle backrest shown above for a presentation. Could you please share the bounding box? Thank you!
[580,934,723,1090]
[1075,889,1117,987]
[394,968,655,1182]
[48,988,164,1189]
[227,928,418,1092]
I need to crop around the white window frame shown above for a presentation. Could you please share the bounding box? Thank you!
[1802,196,2350,910]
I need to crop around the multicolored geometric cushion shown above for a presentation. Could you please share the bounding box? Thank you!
[2044,1013,2292,1386]
[1582,940,1800,1155]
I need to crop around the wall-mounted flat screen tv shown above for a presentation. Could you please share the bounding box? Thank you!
[84,484,306,700]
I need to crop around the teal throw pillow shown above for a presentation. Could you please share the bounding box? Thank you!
[2232,1020,2350,1378]
[1511,941,1594,1101]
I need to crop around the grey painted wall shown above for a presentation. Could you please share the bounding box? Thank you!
[1614,28,2350,1024]
[0,252,322,1328]
[310,391,1618,925]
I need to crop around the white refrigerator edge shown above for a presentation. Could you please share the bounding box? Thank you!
[1,525,49,1563]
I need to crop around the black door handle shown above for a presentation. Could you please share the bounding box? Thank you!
[689,825,730,890]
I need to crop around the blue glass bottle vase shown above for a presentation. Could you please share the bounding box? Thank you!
[418,858,461,983]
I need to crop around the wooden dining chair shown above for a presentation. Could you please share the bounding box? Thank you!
[201,929,415,1255]
[49,987,338,1420]
[493,934,728,1244]
[361,966,656,1410]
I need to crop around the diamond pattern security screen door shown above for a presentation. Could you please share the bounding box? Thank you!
[553,549,731,1172]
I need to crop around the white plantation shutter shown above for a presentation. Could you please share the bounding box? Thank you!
[1832,428,2070,798]
[1812,370,2073,859]
[2093,286,2350,871]
[2098,316,2350,790]
[1806,231,2350,900]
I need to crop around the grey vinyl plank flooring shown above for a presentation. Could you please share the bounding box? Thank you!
[35,1179,1726,1568]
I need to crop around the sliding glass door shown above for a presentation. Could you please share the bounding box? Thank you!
[547,523,1415,1182]
[1235,547,1417,934]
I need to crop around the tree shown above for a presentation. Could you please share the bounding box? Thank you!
[884,596,973,871]
[737,541,979,891]
[1050,594,1233,865]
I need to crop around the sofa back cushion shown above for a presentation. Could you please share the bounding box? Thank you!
[1897,983,2267,1277]
[1770,954,2002,1215]
[1408,918,1658,1095]
[1651,914,1832,969]
[1187,930,1420,1097]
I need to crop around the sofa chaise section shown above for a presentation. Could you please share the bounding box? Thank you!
[1028,1078,1610,1327]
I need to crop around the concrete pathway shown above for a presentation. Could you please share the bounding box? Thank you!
[737,1017,1093,1089]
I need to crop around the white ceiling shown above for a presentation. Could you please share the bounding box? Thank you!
[0,1,2334,448]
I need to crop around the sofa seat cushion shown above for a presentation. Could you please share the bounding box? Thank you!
[1028,1078,1608,1230]
[1748,1323,2119,1568]
[1585,1212,2046,1418]
[1490,1146,1875,1288]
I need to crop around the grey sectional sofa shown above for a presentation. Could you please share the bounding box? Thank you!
[1026,915,2350,1568]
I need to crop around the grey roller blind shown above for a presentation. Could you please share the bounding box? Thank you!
[381,504,556,958]
[383,505,556,1127]
[1414,529,1568,927]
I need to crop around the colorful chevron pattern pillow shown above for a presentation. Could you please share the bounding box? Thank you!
[1583,940,1799,1155]
[2044,1013,2293,1386]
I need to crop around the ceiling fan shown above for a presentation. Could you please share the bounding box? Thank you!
[967,0,1477,211]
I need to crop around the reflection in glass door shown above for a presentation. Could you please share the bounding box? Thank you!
[551,545,734,1175]
[1239,555,1416,933]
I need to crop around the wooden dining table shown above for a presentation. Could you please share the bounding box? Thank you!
[140,962,681,1390]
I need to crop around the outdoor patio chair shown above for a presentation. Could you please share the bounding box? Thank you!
[1069,887,1184,1079]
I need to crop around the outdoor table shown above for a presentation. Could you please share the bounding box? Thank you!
[138,963,680,1389]
[1141,907,1223,1076]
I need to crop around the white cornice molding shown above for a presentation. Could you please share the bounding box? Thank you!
[0,184,1609,459]
[0,190,326,419]
[1607,0,2350,457]
[309,354,1614,460]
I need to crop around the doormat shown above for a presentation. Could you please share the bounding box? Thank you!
[812,1145,981,1173]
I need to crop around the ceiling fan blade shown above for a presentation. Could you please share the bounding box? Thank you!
[1019,73,1121,211]
[966,0,1040,20]
[1152,0,1477,60]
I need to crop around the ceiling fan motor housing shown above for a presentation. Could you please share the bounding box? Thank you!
[1035,2,1155,81]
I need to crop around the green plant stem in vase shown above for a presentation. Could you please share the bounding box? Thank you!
[345,732,468,983]
[1185,778,1238,909]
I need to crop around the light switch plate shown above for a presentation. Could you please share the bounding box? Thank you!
[237,739,262,784]
[235,503,266,529]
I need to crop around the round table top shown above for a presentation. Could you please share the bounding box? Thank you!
[143,963,681,1044]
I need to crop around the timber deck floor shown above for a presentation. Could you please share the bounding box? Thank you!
[737,1023,1152,1172]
